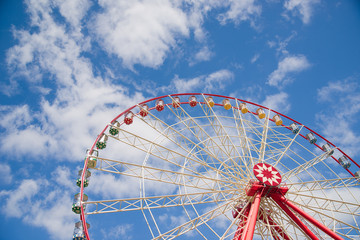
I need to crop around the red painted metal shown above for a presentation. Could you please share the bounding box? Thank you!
[242,191,262,240]
[233,205,251,240]
[258,210,291,240]
[277,195,344,240]
[271,196,320,240]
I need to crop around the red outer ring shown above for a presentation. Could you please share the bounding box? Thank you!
[80,93,359,239]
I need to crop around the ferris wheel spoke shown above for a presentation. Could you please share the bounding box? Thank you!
[288,197,360,237]
[95,157,239,191]
[273,125,304,168]
[286,177,360,193]
[135,110,220,173]
[165,103,247,180]
[108,127,239,182]
[84,189,236,215]
[288,192,360,217]
[282,150,332,181]
[257,109,271,163]
[153,201,233,240]
[197,95,250,178]
[232,100,256,174]
[133,111,242,182]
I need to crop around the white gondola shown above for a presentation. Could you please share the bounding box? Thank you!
[338,155,351,169]
[72,193,88,214]
[73,221,90,240]
[306,132,317,144]
[322,143,334,156]
[355,170,360,180]
[76,169,91,188]
[289,123,299,134]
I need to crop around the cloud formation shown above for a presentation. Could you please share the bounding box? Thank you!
[284,0,320,24]
[0,168,77,240]
[92,0,189,69]
[267,55,310,87]
[316,78,360,158]
[167,69,234,93]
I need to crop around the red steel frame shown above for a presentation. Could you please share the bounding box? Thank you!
[232,180,344,240]
[78,93,358,240]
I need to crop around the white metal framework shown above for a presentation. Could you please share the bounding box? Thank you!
[77,93,360,240]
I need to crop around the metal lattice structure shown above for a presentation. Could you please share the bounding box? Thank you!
[74,93,360,240]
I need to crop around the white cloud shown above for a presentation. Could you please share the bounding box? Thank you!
[0,179,41,217]
[261,92,291,113]
[2,0,145,160]
[217,0,261,26]
[0,163,12,185]
[267,55,310,87]
[283,0,320,24]
[166,69,234,93]
[316,78,360,158]
[0,168,78,240]
[92,0,189,69]
[53,0,92,29]
[250,53,260,63]
[102,224,133,240]
[190,46,213,65]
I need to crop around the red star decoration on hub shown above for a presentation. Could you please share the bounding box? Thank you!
[253,163,282,187]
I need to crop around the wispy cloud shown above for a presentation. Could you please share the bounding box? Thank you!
[261,92,291,113]
[0,164,12,185]
[1,0,145,160]
[0,172,77,240]
[190,46,214,66]
[316,77,360,158]
[283,0,320,24]
[92,0,190,69]
[217,0,262,26]
[267,55,310,88]
[165,69,234,93]
[250,53,260,63]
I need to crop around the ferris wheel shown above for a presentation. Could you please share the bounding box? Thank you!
[72,93,360,240]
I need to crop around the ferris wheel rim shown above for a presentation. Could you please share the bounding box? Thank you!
[78,92,360,240]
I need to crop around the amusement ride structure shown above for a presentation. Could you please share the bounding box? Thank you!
[72,93,360,239]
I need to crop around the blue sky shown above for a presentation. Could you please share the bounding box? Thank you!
[0,0,360,239]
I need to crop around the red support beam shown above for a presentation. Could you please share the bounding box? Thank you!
[271,196,320,240]
[276,195,344,240]
[233,206,251,240]
[258,210,291,240]
[242,191,262,240]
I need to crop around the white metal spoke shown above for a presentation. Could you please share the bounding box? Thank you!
[289,192,360,217]
[165,103,245,180]
[282,151,333,181]
[134,109,235,180]
[287,177,360,192]
[85,189,237,215]
[153,201,234,240]
[95,157,238,191]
